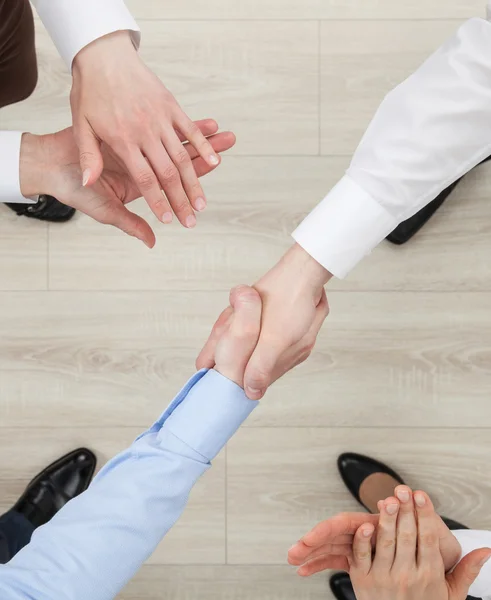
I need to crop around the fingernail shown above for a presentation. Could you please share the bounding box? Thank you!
[162,212,173,224]
[377,500,383,512]
[195,197,206,211]
[246,387,262,397]
[186,215,197,228]
[414,493,426,507]
[82,169,91,187]
[363,526,374,538]
[209,154,219,166]
[386,503,399,515]
[479,554,491,567]
[396,489,410,503]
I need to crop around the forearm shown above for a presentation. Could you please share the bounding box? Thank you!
[453,530,491,598]
[0,370,257,600]
[294,17,491,278]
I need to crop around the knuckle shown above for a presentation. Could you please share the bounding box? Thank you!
[420,533,438,549]
[170,198,190,214]
[136,171,157,192]
[381,537,395,550]
[161,165,179,184]
[174,148,192,168]
[354,550,370,561]
[79,150,96,163]
[300,337,316,355]
[248,368,269,389]
[399,532,416,547]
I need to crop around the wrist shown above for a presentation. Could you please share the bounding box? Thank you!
[19,133,49,198]
[285,243,332,287]
[72,31,136,76]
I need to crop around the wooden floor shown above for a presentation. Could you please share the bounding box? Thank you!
[1,2,491,598]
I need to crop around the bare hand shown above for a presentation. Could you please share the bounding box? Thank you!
[348,489,490,600]
[71,31,223,228]
[19,121,235,246]
[197,244,331,399]
[212,286,262,389]
[288,486,462,575]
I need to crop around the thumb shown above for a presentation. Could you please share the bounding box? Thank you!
[243,337,283,401]
[102,204,156,248]
[78,123,104,186]
[216,286,262,387]
[447,548,491,599]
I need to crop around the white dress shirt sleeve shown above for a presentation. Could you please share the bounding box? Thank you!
[453,529,491,599]
[0,1,140,205]
[293,15,491,278]
[31,0,141,69]
[0,132,35,204]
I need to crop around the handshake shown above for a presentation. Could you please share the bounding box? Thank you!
[197,243,331,399]
[21,127,331,399]
[203,288,490,600]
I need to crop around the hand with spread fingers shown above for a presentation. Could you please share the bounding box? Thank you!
[19,120,235,248]
[197,243,331,399]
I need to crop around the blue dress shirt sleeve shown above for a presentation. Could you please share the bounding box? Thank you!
[0,369,257,600]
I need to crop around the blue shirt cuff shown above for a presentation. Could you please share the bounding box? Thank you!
[137,369,258,461]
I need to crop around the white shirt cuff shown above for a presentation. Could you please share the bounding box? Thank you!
[33,0,141,69]
[453,529,491,599]
[0,132,36,205]
[292,175,399,279]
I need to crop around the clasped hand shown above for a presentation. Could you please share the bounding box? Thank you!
[289,486,491,600]
[197,243,331,400]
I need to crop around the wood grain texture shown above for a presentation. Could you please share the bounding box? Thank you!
[1,291,491,429]
[0,206,47,290]
[227,428,491,564]
[1,3,490,599]
[48,156,491,292]
[118,565,332,600]
[124,0,483,20]
[0,21,319,156]
[0,427,226,565]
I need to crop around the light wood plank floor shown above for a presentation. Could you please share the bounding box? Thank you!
[1,2,491,599]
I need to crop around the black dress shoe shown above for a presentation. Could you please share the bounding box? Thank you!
[6,195,75,222]
[12,448,96,528]
[442,517,468,531]
[387,155,491,245]
[338,452,404,512]
[330,572,356,600]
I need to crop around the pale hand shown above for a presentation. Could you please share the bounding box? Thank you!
[348,488,491,600]
[288,486,462,575]
[212,286,263,389]
[197,244,331,399]
[71,31,222,228]
[19,121,236,247]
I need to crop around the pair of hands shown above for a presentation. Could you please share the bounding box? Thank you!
[22,30,225,235]
[289,486,491,600]
[19,120,235,247]
[22,28,333,394]
[197,243,331,399]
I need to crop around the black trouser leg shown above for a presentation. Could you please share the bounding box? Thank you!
[0,509,35,564]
